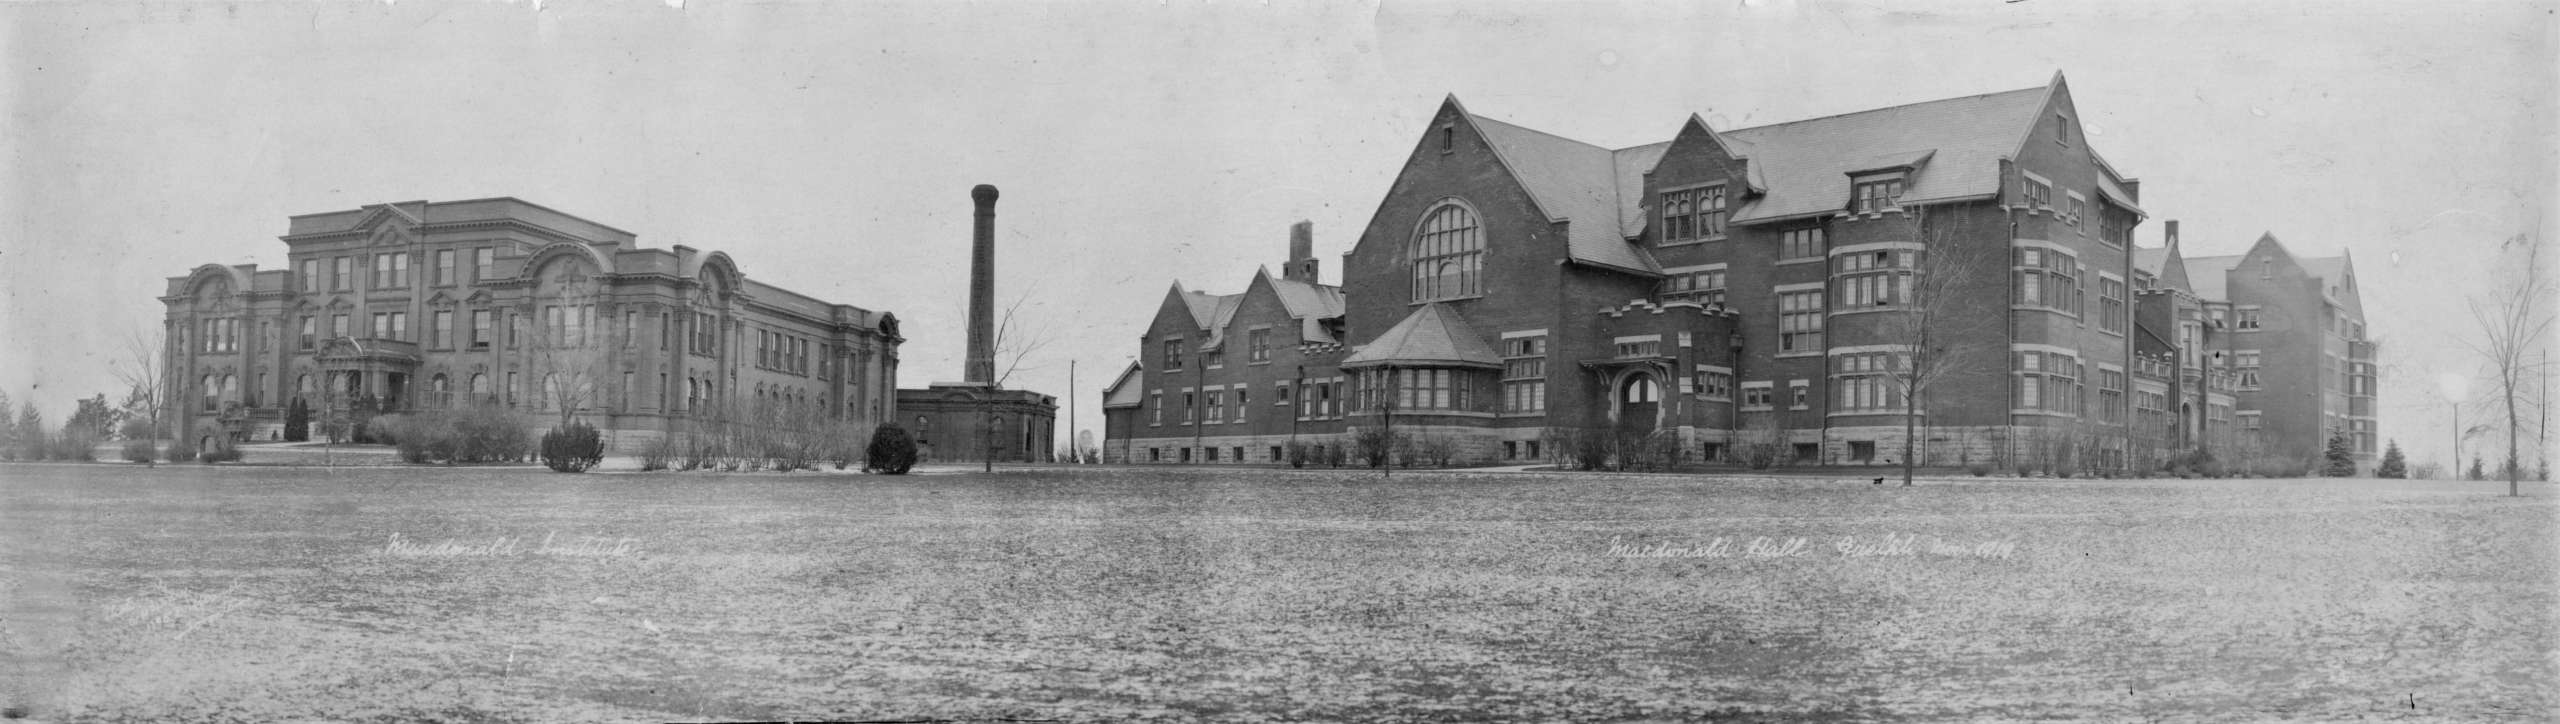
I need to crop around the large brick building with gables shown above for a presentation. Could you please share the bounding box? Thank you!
[1103,72,2375,472]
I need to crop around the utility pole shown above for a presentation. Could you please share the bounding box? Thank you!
[1068,358,1076,464]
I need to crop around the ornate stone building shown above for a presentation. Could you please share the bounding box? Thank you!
[162,198,902,452]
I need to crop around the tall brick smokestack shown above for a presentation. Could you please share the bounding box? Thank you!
[966,184,998,386]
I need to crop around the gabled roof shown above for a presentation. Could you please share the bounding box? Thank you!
[2133,246,2171,277]
[2181,254,2242,302]
[1468,111,1663,274]
[1339,303,1501,369]
[1100,362,1145,409]
[1455,76,2063,273]
[1267,274,1346,344]
[1717,84,2049,222]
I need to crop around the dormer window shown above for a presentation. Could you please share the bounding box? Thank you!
[1660,184,1727,242]
[1852,177,1903,214]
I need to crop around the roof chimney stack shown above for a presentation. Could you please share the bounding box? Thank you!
[2165,219,2180,252]
[1284,221,1317,283]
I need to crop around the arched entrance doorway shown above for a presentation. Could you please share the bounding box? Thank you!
[1618,373,1660,434]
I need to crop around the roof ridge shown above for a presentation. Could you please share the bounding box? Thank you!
[1722,84,2047,135]
[1470,113,1615,154]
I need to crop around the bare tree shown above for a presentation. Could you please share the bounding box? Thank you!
[520,289,614,428]
[2462,232,2554,497]
[1873,205,2004,486]
[110,326,165,440]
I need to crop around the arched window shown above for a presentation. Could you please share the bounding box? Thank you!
[430,374,452,408]
[202,374,219,410]
[1622,375,1658,404]
[1410,203,1483,302]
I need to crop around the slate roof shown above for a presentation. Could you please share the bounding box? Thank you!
[1470,114,1663,274]
[1456,79,2060,277]
[1339,303,1501,369]
[2182,254,2243,302]
[1268,275,1347,343]
[1716,85,2049,222]
[1100,362,1145,409]
[2133,245,2171,277]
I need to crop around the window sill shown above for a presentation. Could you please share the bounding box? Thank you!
[1739,405,1775,413]
[1776,257,1823,266]
[1775,351,1823,359]
[1656,238,1721,249]
[1829,306,1908,317]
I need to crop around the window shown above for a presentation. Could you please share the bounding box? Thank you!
[2099,277,2127,334]
[1832,352,1908,412]
[1780,226,1827,261]
[299,316,316,350]
[1411,203,1484,301]
[1204,348,1224,368]
[474,247,496,283]
[1503,337,1546,413]
[431,310,453,348]
[434,249,456,286]
[1697,368,1733,400]
[2022,176,2052,211]
[331,314,349,338]
[370,311,406,340]
[1162,337,1184,372]
[2015,350,2078,412]
[1791,381,1809,409]
[1206,390,1223,423]
[1853,178,1903,214]
[470,310,492,348]
[1660,267,1726,305]
[1660,185,1727,241]
[2015,248,2079,314]
[1778,290,1824,353]
[332,256,352,291]
[373,253,408,289]
[624,310,637,348]
[1740,382,1774,410]
[1835,250,1915,308]
[2236,350,2262,389]
[1150,392,1164,425]
[1357,368,1482,413]
[2054,114,2073,146]
[300,260,319,293]
[1247,328,1270,363]
[2066,194,2088,228]
[2099,204,2134,248]
[1182,390,1196,423]
[2098,368,2126,423]
[1235,388,1249,422]
[1614,339,1661,358]
[2236,307,2262,330]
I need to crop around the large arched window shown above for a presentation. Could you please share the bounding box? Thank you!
[1410,203,1483,302]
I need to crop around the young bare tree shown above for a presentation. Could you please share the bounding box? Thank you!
[1872,205,2004,486]
[2462,232,2554,497]
[110,326,165,441]
[521,291,614,428]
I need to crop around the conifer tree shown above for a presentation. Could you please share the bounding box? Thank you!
[2322,428,2357,477]
[2375,439,2407,478]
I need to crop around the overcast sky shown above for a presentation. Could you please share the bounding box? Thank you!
[2,0,2551,468]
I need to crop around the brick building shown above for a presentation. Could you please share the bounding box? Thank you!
[2175,232,2379,471]
[1106,73,2374,471]
[162,198,903,452]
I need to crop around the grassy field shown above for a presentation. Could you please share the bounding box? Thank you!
[1,463,2552,722]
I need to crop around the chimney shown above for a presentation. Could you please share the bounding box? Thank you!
[966,184,998,386]
[1284,220,1317,283]
[2164,220,2180,252]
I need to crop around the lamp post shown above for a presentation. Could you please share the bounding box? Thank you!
[2441,373,2470,476]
